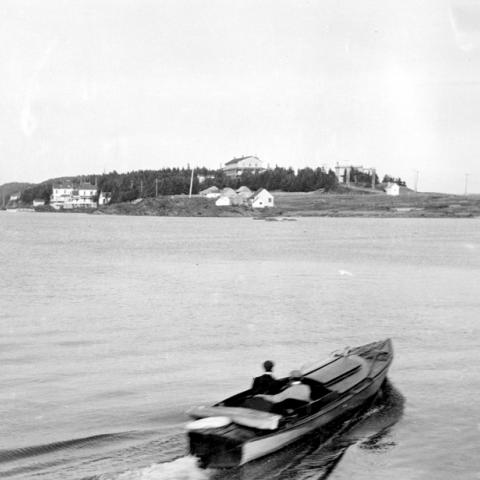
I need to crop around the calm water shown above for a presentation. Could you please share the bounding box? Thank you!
[1,213,479,480]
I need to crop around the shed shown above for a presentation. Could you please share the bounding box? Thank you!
[215,195,232,206]
[385,183,400,196]
[251,189,274,208]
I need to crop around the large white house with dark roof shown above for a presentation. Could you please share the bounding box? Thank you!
[51,182,97,209]
[222,155,265,178]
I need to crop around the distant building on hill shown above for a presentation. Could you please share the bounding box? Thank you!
[385,183,400,196]
[33,199,45,207]
[222,155,265,178]
[51,182,97,210]
[334,163,376,187]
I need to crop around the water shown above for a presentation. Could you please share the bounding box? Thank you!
[1,213,479,480]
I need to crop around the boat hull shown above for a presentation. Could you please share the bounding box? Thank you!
[241,367,387,465]
[188,339,393,468]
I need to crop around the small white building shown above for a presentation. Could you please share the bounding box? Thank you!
[98,191,112,206]
[9,192,21,201]
[251,188,274,208]
[385,183,400,196]
[33,199,45,207]
[215,195,232,206]
[215,187,245,206]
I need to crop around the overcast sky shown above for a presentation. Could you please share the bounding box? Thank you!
[1,0,480,193]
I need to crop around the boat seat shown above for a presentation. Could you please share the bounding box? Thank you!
[271,399,310,416]
[242,396,274,412]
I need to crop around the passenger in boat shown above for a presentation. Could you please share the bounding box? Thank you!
[257,370,311,411]
[251,360,279,394]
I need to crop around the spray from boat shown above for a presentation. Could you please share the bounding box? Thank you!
[107,456,209,480]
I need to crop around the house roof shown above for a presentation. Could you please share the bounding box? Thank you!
[77,183,97,190]
[236,186,252,193]
[225,155,259,166]
[53,182,73,189]
[53,182,96,190]
[252,188,272,200]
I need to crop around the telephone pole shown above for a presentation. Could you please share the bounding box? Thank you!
[189,167,194,198]
[155,178,158,197]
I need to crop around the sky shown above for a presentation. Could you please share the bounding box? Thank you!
[1,0,480,193]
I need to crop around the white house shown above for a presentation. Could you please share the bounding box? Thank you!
[33,199,45,207]
[98,191,112,206]
[334,163,376,186]
[222,155,265,178]
[9,192,20,201]
[251,188,274,208]
[51,182,97,209]
[385,183,400,196]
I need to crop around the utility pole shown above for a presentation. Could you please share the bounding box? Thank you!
[189,167,194,198]
[464,173,469,196]
[413,170,419,192]
[140,180,143,197]
[155,178,158,197]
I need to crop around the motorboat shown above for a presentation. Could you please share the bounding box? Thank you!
[186,338,393,468]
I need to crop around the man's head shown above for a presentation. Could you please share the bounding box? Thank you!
[263,360,274,372]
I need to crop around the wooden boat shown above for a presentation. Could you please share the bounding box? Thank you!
[186,338,393,468]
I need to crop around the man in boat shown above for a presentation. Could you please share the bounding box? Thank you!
[251,360,279,394]
[256,370,312,414]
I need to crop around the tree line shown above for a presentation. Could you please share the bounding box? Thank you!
[20,166,341,204]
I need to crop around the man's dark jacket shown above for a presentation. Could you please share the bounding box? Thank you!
[251,374,283,394]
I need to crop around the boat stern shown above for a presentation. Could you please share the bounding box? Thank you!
[188,429,242,468]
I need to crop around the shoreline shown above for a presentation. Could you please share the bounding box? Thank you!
[9,191,480,218]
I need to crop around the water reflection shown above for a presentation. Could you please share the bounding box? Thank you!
[210,379,405,480]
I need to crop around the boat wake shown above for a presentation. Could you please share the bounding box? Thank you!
[0,433,129,464]
[105,456,209,480]
[209,379,405,480]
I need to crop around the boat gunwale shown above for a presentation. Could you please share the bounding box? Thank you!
[244,340,393,440]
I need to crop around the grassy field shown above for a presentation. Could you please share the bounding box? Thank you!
[272,191,480,217]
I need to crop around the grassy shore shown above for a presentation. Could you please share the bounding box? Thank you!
[92,190,480,218]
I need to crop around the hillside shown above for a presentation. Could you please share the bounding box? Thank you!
[0,182,33,205]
